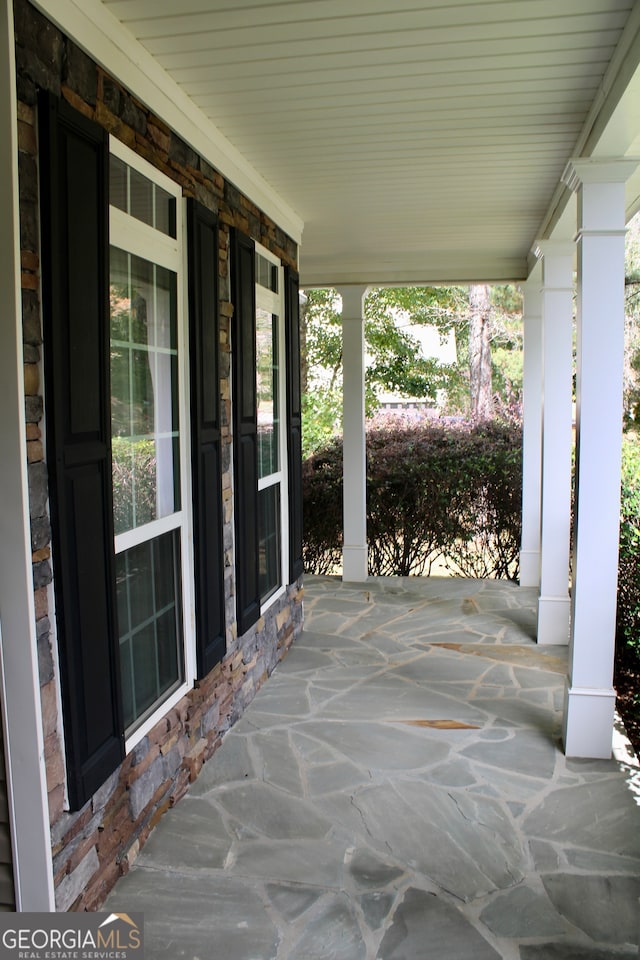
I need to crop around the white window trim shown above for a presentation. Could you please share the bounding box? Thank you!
[108,140,195,753]
[109,208,180,272]
[110,135,178,201]
[255,242,289,615]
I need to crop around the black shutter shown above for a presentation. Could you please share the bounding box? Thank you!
[231,230,260,635]
[188,200,226,676]
[39,92,124,809]
[284,267,304,582]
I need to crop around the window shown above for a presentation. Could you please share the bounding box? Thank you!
[109,140,192,741]
[255,248,287,606]
[40,97,226,807]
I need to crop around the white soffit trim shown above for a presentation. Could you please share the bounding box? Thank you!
[31,0,304,245]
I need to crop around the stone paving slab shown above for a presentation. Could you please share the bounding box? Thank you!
[106,575,640,959]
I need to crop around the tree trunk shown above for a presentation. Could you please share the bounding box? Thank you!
[469,284,493,419]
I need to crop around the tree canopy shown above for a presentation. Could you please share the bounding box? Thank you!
[300,283,523,456]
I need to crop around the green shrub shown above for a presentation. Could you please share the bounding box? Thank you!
[111,437,157,534]
[441,421,522,580]
[366,422,470,576]
[302,438,344,575]
[303,418,522,579]
[617,436,640,663]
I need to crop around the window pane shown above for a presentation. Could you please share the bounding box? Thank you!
[109,155,127,214]
[109,157,177,239]
[256,253,278,292]
[132,623,158,718]
[157,610,180,690]
[259,484,281,600]
[256,308,279,479]
[127,541,154,627]
[129,167,154,231]
[110,248,180,535]
[116,530,184,734]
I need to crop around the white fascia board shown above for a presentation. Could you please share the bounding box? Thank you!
[31,0,304,245]
[300,257,529,288]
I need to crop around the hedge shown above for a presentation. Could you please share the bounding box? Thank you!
[617,436,640,663]
[302,418,522,580]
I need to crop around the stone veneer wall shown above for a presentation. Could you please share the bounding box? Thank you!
[14,0,303,911]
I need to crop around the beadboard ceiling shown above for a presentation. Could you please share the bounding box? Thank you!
[94,0,640,285]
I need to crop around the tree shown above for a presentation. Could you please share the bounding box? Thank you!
[624,212,640,429]
[300,283,524,455]
[300,287,458,455]
[364,284,523,420]
[468,284,493,419]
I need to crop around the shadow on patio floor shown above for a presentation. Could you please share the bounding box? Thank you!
[106,575,640,959]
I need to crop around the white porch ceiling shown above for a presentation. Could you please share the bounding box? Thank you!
[93,1,640,284]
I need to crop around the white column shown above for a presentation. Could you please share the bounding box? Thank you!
[562,158,638,758]
[519,268,543,587]
[536,241,574,645]
[338,285,368,581]
[0,0,55,908]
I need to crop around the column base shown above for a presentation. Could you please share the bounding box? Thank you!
[537,594,570,645]
[342,545,368,582]
[519,549,541,588]
[563,683,615,759]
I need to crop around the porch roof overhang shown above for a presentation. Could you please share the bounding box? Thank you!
[31,0,640,287]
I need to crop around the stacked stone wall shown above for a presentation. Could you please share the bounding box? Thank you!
[13,0,303,911]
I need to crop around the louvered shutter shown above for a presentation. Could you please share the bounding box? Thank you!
[188,200,226,676]
[39,92,124,809]
[231,231,260,635]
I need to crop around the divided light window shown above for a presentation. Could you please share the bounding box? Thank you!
[109,140,191,740]
[256,248,287,605]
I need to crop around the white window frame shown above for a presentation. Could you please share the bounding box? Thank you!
[255,241,289,614]
[109,137,195,753]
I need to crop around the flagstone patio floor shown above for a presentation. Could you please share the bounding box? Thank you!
[105,575,640,959]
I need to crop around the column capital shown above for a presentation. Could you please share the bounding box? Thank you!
[335,284,370,321]
[534,241,575,290]
[562,157,640,192]
[533,239,575,261]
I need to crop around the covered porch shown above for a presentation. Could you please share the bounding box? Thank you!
[105,575,640,958]
[2,0,640,913]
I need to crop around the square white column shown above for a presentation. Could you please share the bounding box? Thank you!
[536,241,575,645]
[562,158,638,758]
[338,285,369,581]
[0,0,55,908]
[519,269,543,588]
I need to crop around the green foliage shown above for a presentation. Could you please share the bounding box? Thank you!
[617,435,640,663]
[301,437,344,575]
[364,287,467,405]
[302,418,522,579]
[441,420,523,579]
[111,437,157,534]
[365,286,468,336]
[301,285,524,455]
[301,290,344,458]
[303,289,343,374]
[365,419,470,576]
[301,390,342,460]
[625,214,640,429]
[489,285,524,416]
